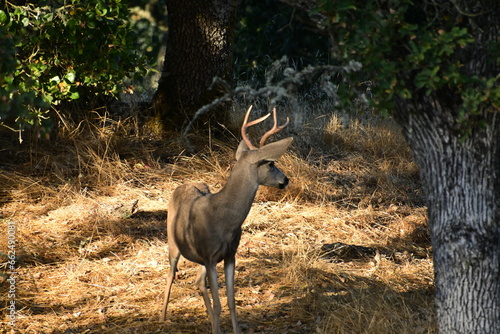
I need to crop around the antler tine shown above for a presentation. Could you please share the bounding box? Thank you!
[241,105,271,150]
[259,107,290,147]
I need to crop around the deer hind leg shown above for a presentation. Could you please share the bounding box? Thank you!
[224,256,240,334]
[160,245,181,321]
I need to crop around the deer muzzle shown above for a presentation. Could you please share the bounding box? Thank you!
[278,177,289,189]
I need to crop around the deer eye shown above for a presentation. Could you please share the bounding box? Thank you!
[257,160,274,168]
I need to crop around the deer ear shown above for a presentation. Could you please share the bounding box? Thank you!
[235,140,250,161]
[257,137,293,161]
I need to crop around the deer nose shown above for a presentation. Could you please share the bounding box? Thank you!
[279,177,289,189]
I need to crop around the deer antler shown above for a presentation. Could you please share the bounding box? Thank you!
[259,107,290,147]
[241,105,271,150]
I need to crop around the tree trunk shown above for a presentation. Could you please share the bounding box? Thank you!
[395,99,500,332]
[152,0,237,131]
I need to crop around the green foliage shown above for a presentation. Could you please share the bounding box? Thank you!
[235,0,330,82]
[0,0,149,135]
[316,0,500,126]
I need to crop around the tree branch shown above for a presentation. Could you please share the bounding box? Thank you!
[181,58,363,137]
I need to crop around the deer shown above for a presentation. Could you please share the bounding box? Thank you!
[161,105,293,334]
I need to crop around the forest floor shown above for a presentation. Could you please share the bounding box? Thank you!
[0,106,435,333]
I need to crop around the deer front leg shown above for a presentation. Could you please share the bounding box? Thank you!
[224,256,240,334]
[206,264,222,334]
[196,265,216,323]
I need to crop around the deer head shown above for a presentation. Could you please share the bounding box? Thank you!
[235,105,293,189]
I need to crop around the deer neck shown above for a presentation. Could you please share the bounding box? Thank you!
[211,161,259,223]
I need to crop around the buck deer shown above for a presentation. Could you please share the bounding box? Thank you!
[161,106,293,334]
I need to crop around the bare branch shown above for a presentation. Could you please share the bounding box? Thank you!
[181,59,361,137]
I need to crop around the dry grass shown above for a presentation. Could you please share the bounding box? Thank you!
[0,104,434,333]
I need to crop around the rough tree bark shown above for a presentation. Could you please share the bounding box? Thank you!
[394,3,500,331]
[396,100,500,333]
[152,0,237,131]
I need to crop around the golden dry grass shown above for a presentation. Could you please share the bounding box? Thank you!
[0,107,434,333]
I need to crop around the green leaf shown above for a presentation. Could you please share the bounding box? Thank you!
[0,10,8,24]
[65,72,76,83]
[50,76,61,84]
[400,88,412,99]
[2,0,150,132]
